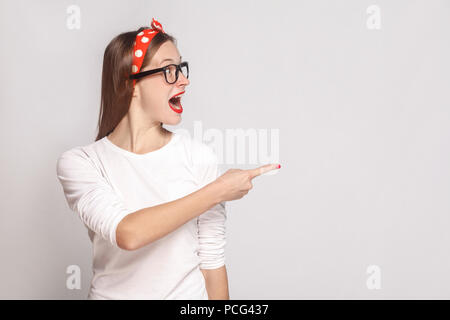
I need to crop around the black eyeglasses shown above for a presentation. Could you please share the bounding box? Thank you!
[129,61,189,84]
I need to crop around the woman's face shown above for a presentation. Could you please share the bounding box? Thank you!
[133,41,189,125]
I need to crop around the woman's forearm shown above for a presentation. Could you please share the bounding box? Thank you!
[116,181,223,250]
[201,265,230,300]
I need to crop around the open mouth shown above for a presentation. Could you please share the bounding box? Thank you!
[168,92,184,113]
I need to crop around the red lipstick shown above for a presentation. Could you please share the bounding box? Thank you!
[168,91,184,114]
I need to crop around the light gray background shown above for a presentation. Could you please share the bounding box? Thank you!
[1,0,449,299]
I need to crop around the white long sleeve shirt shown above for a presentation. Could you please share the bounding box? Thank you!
[56,131,227,300]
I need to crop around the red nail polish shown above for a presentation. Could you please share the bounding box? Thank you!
[277,164,281,169]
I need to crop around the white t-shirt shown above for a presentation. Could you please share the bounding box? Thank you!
[56,131,227,300]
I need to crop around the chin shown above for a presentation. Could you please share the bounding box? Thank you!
[163,117,182,126]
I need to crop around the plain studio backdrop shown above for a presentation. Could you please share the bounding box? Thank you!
[0,0,449,299]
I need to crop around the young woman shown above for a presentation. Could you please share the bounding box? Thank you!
[56,18,280,300]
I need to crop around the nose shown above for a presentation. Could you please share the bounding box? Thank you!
[176,71,190,86]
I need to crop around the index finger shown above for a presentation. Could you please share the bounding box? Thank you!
[247,163,281,179]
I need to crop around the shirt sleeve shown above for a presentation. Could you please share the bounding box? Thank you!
[195,146,227,270]
[56,148,134,248]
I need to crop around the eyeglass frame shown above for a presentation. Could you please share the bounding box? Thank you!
[129,61,189,84]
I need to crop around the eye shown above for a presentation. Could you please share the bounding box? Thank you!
[166,65,177,74]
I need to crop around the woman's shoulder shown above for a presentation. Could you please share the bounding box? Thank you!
[58,138,105,159]
[56,139,106,174]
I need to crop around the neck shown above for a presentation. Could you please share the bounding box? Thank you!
[107,113,170,155]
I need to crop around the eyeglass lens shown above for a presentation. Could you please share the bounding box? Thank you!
[165,64,189,84]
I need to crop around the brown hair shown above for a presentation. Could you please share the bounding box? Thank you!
[95,27,177,141]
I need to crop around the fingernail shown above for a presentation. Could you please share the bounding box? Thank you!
[277,164,281,169]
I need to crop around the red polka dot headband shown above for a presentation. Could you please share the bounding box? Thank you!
[130,17,165,88]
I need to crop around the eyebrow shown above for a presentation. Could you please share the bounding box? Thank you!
[160,56,182,66]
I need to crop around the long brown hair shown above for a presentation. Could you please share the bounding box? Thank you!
[95,27,177,141]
